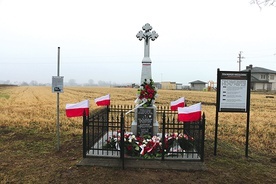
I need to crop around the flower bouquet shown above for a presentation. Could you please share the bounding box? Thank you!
[136,79,157,107]
[163,133,195,153]
[104,132,195,158]
[176,133,195,151]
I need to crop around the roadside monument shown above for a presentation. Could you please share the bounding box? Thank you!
[131,23,159,136]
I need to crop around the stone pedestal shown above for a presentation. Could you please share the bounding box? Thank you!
[131,106,159,136]
[141,57,152,84]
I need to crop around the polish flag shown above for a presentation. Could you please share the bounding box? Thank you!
[66,100,89,117]
[178,103,201,122]
[95,94,110,106]
[170,97,185,111]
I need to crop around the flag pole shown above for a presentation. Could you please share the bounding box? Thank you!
[125,101,146,115]
[56,47,60,151]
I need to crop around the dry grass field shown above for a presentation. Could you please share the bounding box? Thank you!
[0,86,275,183]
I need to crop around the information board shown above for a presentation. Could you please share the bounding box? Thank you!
[218,72,249,112]
[52,76,64,93]
[214,69,251,157]
[137,108,154,136]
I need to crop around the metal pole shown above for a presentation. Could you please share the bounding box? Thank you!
[83,114,87,158]
[161,111,166,161]
[120,112,125,169]
[56,47,60,151]
[245,70,251,157]
[214,68,220,156]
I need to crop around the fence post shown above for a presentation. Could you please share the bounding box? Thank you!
[120,111,125,169]
[201,112,205,162]
[83,112,87,158]
[161,111,166,161]
[106,106,110,134]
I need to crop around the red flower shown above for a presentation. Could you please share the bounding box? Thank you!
[127,145,132,151]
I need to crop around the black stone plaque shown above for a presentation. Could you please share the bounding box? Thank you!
[137,108,154,136]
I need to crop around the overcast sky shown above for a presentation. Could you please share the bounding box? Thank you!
[0,0,275,85]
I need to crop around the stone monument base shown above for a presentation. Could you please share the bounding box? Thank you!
[131,120,159,136]
[131,106,159,136]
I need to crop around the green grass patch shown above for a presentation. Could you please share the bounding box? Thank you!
[0,93,10,99]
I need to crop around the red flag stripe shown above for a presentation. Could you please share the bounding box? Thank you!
[170,97,185,111]
[95,94,110,106]
[171,102,185,111]
[96,99,110,106]
[178,111,201,122]
[65,100,89,117]
[178,103,201,122]
[66,108,89,117]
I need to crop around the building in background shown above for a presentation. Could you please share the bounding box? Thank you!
[189,80,207,91]
[153,82,162,89]
[176,83,183,90]
[161,82,176,90]
[242,64,276,91]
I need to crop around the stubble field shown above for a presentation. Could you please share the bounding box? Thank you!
[0,86,275,183]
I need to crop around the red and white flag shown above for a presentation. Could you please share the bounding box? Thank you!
[170,97,185,111]
[95,94,110,106]
[178,103,201,122]
[66,100,89,117]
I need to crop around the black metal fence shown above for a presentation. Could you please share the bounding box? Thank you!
[83,105,205,162]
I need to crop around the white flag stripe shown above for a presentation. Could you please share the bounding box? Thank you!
[94,94,110,103]
[170,97,185,106]
[178,103,201,114]
[66,100,89,110]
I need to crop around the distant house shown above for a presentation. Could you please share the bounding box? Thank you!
[176,83,183,90]
[161,82,176,90]
[242,64,276,91]
[189,80,207,91]
[153,82,162,89]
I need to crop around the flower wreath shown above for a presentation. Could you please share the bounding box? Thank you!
[104,132,195,158]
[136,79,157,107]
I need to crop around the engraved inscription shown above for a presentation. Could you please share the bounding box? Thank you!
[137,108,154,136]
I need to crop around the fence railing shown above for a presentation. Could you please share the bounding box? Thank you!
[83,105,205,163]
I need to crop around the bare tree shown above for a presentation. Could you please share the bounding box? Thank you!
[88,79,94,85]
[68,79,77,86]
[30,80,38,86]
[251,0,276,8]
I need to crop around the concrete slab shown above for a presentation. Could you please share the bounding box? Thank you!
[77,157,206,171]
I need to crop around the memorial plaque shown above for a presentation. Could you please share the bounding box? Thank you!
[137,108,154,136]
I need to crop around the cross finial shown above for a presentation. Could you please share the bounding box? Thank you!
[151,31,158,41]
[137,31,144,41]
[136,23,159,85]
[136,23,159,41]
[142,23,152,32]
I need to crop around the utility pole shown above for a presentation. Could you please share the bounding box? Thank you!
[237,51,245,71]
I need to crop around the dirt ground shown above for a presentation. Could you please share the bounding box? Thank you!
[0,126,275,184]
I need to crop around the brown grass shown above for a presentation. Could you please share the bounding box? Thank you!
[0,86,275,183]
[1,86,274,154]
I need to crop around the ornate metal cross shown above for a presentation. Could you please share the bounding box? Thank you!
[136,23,159,58]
